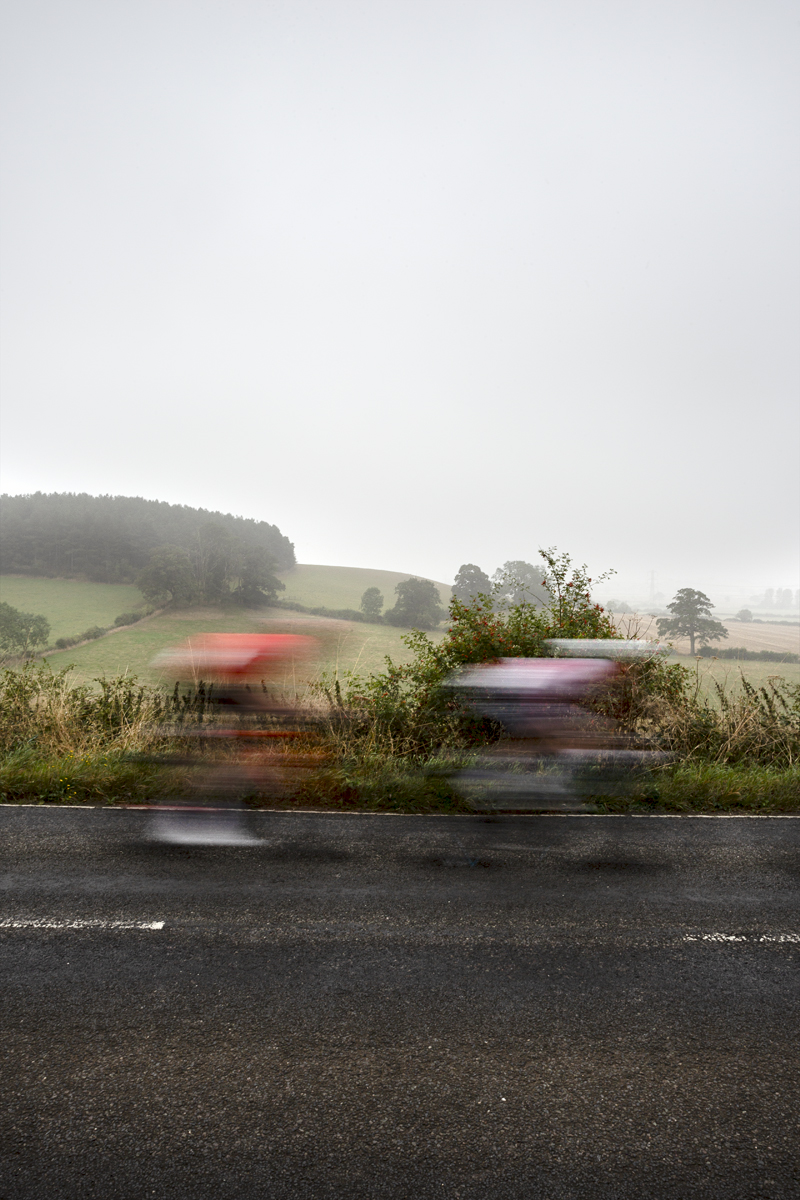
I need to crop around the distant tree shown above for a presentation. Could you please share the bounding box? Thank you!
[735,609,753,623]
[492,561,550,607]
[231,547,285,607]
[607,598,633,614]
[360,587,384,621]
[384,578,446,630]
[136,546,198,607]
[0,602,50,660]
[657,588,728,655]
[0,492,295,581]
[193,521,237,603]
[452,564,491,605]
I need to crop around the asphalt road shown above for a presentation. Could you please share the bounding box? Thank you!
[2,807,799,1199]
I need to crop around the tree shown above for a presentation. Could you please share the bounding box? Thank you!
[231,547,285,607]
[193,521,237,603]
[491,561,550,607]
[0,602,50,660]
[384,578,446,630]
[735,609,753,623]
[657,588,728,655]
[453,564,491,605]
[360,587,384,621]
[136,546,198,606]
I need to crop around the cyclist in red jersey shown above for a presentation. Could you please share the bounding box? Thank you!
[147,633,317,844]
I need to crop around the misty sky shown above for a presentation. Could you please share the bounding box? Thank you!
[1,0,798,603]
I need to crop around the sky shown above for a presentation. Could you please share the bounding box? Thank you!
[1,0,798,605]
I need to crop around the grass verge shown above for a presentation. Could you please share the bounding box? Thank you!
[2,749,797,814]
[638,763,800,814]
[0,747,188,806]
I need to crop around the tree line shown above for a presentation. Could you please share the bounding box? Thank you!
[356,561,563,630]
[452,561,552,607]
[0,492,295,583]
[136,534,286,608]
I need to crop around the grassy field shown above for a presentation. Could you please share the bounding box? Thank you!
[5,563,451,689]
[0,575,145,643]
[39,606,444,691]
[669,654,800,697]
[277,563,451,611]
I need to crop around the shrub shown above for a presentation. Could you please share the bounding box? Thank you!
[114,611,145,627]
[317,547,800,774]
[324,549,620,757]
[80,626,108,641]
[697,645,799,664]
[648,675,799,768]
[0,602,50,660]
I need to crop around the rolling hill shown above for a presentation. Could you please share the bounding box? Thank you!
[277,564,451,611]
[1,565,452,687]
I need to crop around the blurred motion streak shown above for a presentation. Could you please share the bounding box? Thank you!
[144,633,320,844]
[447,640,668,811]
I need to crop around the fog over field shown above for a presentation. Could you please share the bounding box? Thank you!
[1,0,797,603]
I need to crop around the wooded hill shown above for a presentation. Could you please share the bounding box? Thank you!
[0,493,295,582]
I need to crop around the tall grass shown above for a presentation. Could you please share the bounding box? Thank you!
[633,673,800,767]
[0,662,170,757]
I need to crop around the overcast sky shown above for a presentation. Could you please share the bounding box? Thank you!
[1,0,798,603]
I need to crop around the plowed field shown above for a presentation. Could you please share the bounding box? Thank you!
[615,614,799,657]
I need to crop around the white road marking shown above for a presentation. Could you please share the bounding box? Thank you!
[3,804,800,817]
[684,933,800,943]
[0,918,165,931]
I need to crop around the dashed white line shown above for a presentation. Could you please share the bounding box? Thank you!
[0,918,165,931]
[684,933,800,943]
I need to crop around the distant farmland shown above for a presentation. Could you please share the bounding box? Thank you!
[0,576,145,644]
[611,611,800,693]
[1,564,451,689]
[614,611,800,658]
[37,607,443,690]
[3,570,797,695]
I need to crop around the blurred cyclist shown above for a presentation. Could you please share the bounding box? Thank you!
[148,632,316,844]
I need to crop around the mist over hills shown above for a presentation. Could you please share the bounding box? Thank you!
[0,492,295,582]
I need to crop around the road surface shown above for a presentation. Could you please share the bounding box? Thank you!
[2,807,799,1198]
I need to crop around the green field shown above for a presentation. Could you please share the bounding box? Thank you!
[0,575,146,644]
[670,654,800,698]
[39,606,442,691]
[2,565,453,689]
[277,563,451,611]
